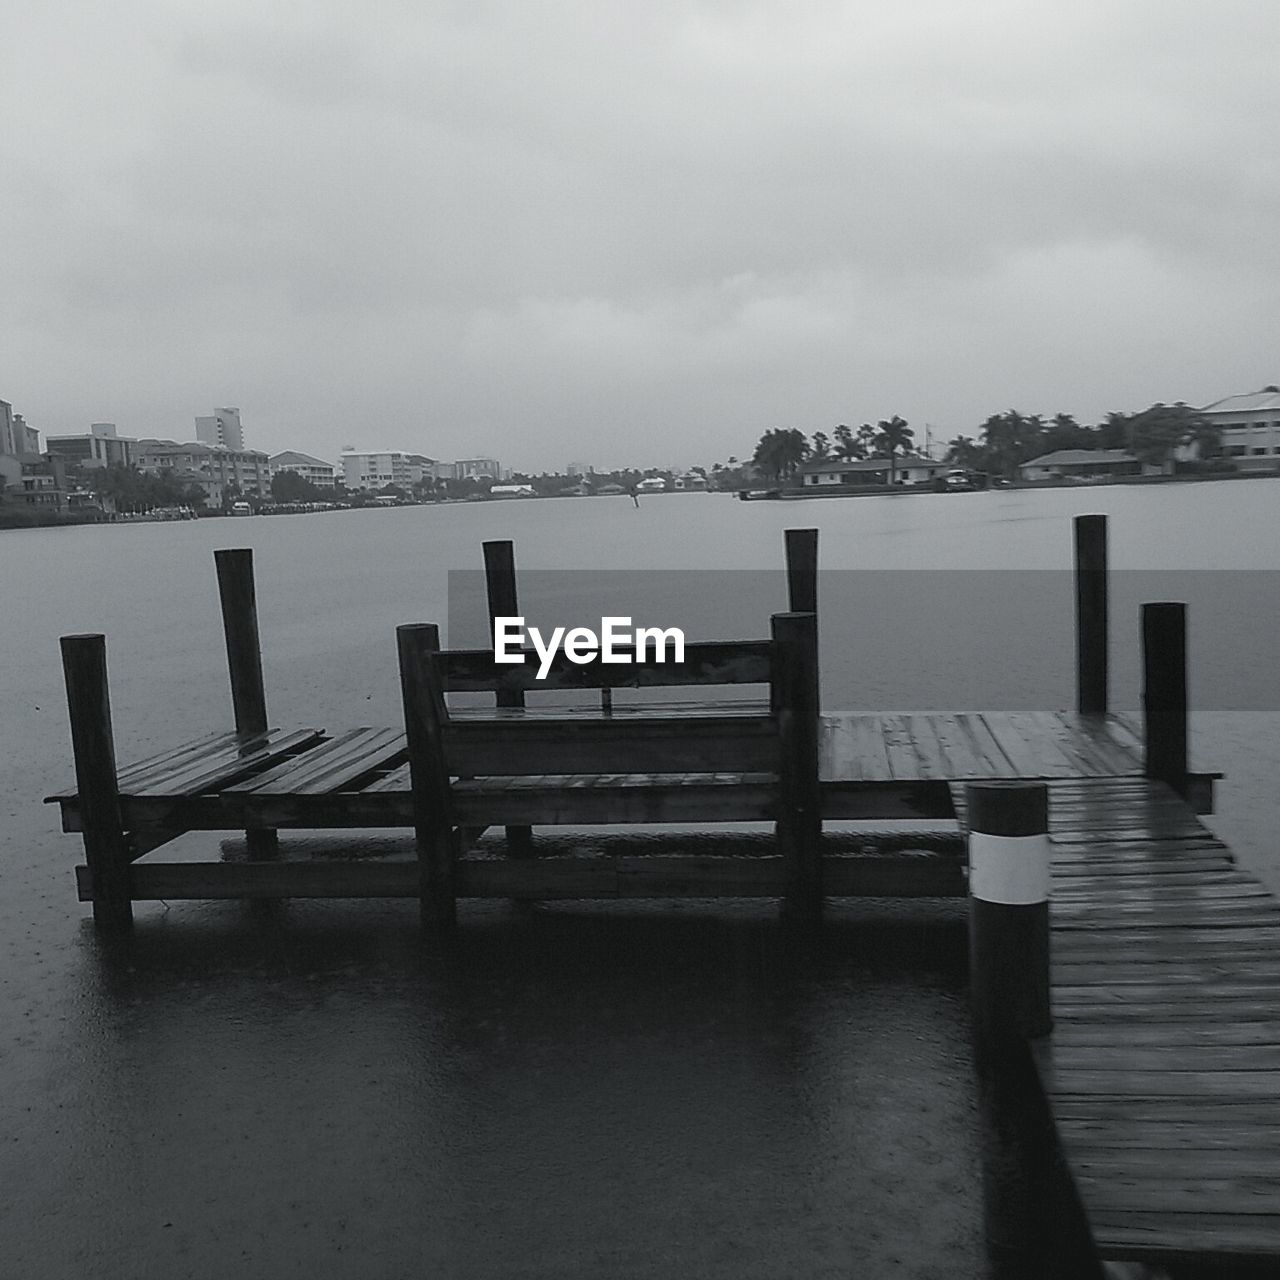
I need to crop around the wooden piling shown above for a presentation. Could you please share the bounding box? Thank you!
[1073,514,1107,715]
[967,781,1102,1278]
[1142,601,1188,797]
[397,623,458,932]
[482,540,534,855]
[968,782,1051,1046]
[784,528,818,617]
[214,548,278,858]
[773,610,821,924]
[60,634,132,929]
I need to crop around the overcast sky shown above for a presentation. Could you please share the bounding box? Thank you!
[3,1,1277,471]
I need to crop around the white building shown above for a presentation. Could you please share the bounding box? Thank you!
[194,407,245,452]
[46,423,135,470]
[269,451,337,488]
[136,439,270,502]
[341,450,417,491]
[798,455,947,487]
[1200,387,1280,470]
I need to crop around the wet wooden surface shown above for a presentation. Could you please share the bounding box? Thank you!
[954,777,1280,1270]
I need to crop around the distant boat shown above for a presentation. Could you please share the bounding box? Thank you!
[230,500,253,516]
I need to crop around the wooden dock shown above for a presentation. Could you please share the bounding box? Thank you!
[955,776,1280,1273]
[44,516,1280,1274]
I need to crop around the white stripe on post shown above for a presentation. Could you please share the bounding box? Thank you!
[969,833,1050,906]
[968,780,1051,1043]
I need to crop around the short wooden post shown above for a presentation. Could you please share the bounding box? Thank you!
[773,611,821,925]
[60,634,132,929]
[969,782,1051,1048]
[1142,602,1188,797]
[968,782,1100,1277]
[482,540,534,856]
[1073,515,1107,715]
[214,548,278,857]
[397,623,458,933]
[784,528,818,617]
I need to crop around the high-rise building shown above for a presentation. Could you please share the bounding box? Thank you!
[194,407,245,451]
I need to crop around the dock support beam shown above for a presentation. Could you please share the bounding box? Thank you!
[215,548,278,858]
[1073,515,1108,715]
[774,610,822,926]
[397,623,458,934]
[483,540,534,856]
[784,528,818,617]
[968,782,1102,1278]
[1142,601,1188,799]
[61,634,132,930]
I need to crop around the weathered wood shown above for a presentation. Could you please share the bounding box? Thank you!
[773,611,821,923]
[60,634,132,929]
[784,527,818,616]
[438,640,773,692]
[77,848,965,902]
[1074,514,1108,715]
[443,714,779,776]
[482,539,534,854]
[214,548,278,858]
[1143,601,1188,797]
[397,623,457,932]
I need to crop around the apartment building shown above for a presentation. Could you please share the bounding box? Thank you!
[270,451,337,488]
[1200,387,1280,470]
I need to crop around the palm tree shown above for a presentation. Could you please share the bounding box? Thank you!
[874,415,915,485]
[810,431,831,460]
[833,424,864,460]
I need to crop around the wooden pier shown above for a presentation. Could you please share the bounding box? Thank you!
[45,516,1280,1274]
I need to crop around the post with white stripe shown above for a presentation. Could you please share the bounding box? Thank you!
[969,781,1051,1047]
[969,782,1095,1277]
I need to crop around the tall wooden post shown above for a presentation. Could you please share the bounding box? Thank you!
[60,634,132,929]
[784,528,818,617]
[773,610,821,926]
[397,623,458,933]
[214,548,278,857]
[1143,602,1188,797]
[968,782,1099,1277]
[482,540,534,856]
[1073,515,1108,715]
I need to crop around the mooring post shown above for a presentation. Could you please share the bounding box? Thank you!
[774,610,822,925]
[214,548,278,858]
[397,623,458,933]
[1073,514,1108,715]
[1142,602,1188,798]
[482,540,535,855]
[968,782,1102,1277]
[60,634,133,930]
[784,528,819,617]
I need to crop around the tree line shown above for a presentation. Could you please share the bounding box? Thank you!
[750,403,1222,484]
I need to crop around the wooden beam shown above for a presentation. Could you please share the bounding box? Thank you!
[1074,514,1108,715]
[214,547,278,859]
[60,634,132,929]
[774,610,822,925]
[482,539,533,855]
[1143,601,1188,798]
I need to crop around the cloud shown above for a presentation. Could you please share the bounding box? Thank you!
[2,1,1278,465]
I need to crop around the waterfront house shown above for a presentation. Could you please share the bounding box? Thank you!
[799,455,947,487]
[1018,449,1154,482]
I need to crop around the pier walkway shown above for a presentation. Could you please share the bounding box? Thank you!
[954,776,1280,1273]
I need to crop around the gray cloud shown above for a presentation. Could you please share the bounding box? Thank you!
[3,1,1278,467]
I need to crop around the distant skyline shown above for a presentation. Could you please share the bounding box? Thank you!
[4,2,1278,472]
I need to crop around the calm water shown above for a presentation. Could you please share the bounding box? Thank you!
[3,479,1279,1277]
